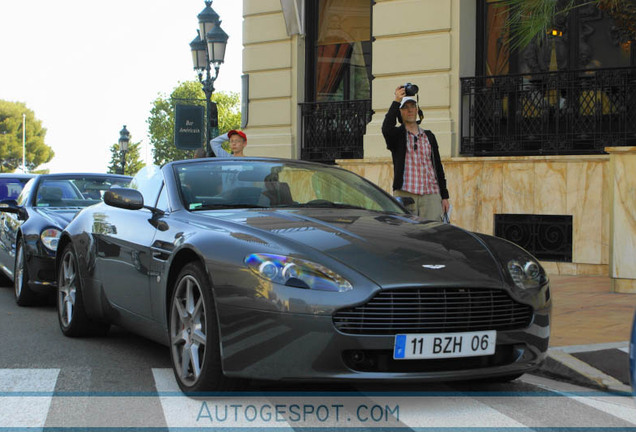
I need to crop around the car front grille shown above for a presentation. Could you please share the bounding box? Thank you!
[333,287,533,335]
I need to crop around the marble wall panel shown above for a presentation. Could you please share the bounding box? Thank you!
[363,163,392,193]
[341,163,364,179]
[475,163,504,235]
[602,161,610,265]
[534,162,567,214]
[567,161,604,264]
[502,163,535,214]
[610,152,636,279]
[444,162,467,227]
[452,162,480,232]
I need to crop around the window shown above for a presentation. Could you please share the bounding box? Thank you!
[306,0,372,102]
[16,179,34,206]
[480,0,635,77]
[0,178,30,201]
[130,165,163,208]
[156,184,169,212]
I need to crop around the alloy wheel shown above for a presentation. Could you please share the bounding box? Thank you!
[58,250,77,328]
[170,274,207,387]
[14,242,24,299]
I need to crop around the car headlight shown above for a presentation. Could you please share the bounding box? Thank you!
[507,258,546,289]
[41,228,62,251]
[245,253,352,292]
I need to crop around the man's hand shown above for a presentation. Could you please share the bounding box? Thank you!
[394,86,406,102]
[442,199,450,214]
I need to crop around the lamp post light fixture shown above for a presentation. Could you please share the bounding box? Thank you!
[190,0,228,156]
[118,125,130,175]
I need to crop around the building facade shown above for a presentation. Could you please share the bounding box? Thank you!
[241,0,636,290]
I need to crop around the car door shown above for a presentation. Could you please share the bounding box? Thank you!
[93,206,157,318]
[93,168,164,318]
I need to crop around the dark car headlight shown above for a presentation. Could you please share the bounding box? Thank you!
[245,253,352,292]
[507,258,546,289]
[41,228,62,252]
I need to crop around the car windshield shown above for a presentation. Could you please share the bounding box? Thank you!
[0,178,31,201]
[35,176,131,208]
[174,160,406,214]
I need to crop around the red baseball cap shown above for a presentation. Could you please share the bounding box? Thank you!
[228,129,247,140]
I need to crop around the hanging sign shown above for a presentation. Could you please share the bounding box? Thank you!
[174,104,204,150]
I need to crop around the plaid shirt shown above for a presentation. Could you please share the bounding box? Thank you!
[402,129,440,195]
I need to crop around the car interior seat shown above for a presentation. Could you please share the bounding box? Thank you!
[262,182,294,206]
[226,187,263,205]
[39,186,64,206]
[181,170,224,206]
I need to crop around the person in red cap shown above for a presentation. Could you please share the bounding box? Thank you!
[210,129,247,157]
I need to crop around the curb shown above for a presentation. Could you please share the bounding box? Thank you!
[533,348,631,393]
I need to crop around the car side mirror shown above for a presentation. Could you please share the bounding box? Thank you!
[394,196,415,212]
[104,188,144,211]
[0,199,21,214]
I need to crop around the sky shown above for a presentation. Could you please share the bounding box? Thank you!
[0,0,243,173]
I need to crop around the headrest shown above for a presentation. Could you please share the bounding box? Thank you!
[40,186,63,201]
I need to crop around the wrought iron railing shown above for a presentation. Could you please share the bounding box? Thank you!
[494,214,573,262]
[299,100,372,163]
[461,67,636,156]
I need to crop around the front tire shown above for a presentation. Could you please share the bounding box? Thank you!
[57,244,109,337]
[169,262,238,393]
[14,239,38,306]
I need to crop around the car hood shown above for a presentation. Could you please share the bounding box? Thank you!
[193,209,505,288]
[33,207,80,228]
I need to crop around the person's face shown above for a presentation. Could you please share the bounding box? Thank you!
[229,135,246,153]
[400,101,418,123]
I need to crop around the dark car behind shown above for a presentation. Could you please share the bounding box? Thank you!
[0,173,131,305]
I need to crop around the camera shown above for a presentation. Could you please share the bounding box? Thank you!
[402,82,419,96]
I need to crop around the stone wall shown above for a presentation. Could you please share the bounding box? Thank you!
[337,155,610,276]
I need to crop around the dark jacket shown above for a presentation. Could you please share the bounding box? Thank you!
[382,101,449,199]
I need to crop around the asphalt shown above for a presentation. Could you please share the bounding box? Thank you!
[531,274,636,392]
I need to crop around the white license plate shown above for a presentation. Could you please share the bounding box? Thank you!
[393,330,497,359]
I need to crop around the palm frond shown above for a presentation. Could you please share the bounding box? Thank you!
[496,0,601,50]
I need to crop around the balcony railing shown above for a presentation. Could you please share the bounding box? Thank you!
[300,100,372,163]
[460,67,636,156]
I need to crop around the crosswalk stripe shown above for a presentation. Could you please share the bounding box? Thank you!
[3,367,636,429]
[152,368,528,429]
[573,396,636,425]
[152,368,295,429]
[364,395,527,428]
[0,369,59,429]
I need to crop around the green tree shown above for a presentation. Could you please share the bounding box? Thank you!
[0,100,54,172]
[147,80,241,166]
[107,141,144,176]
[500,0,636,50]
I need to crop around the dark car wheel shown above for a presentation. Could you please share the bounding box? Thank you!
[57,244,109,337]
[169,262,239,393]
[14,239,38,306]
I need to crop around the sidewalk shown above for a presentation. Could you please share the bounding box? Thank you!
[532,274,636,392]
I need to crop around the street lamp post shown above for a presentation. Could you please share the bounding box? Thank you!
[190,0,228,157]
[118,125,130,175]
[22,114,26,173]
